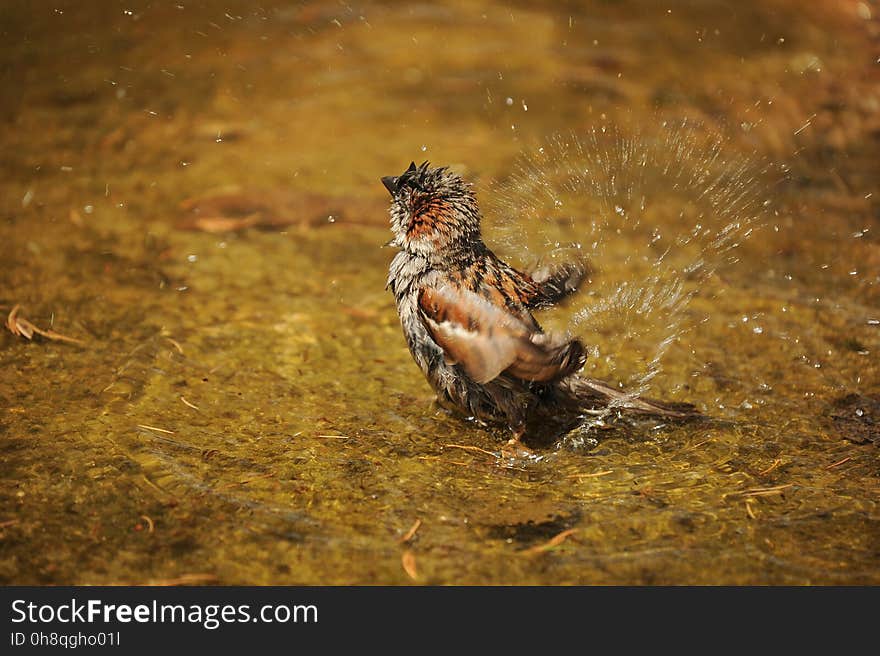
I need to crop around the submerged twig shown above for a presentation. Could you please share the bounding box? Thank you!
[180,396,200,410]
[139,474,170,497]
[166,337,185,355]
[216,471,276,490]
[416,456,471,467]
[141,574,219,586]
[758,459,782,475]
[443,443,497,457]
[136,424,175,434]
[726,483,794,498]
[6,304,85,345]
[521,528,579,556]
[139,515,155,533]
[400,519,422,544]
[568,470,614,479]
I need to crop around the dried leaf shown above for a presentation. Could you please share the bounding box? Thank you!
[6,305,85,345]
[142,574,219,586]
[177,188,387,232]
[401,550,418,581]
[186,213,264,233]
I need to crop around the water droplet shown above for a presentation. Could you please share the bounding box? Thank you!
[486,122,767,406]
[505,97,513,106]
[187,254,198,263]
[855,408,865,417]
[84,205,94,214]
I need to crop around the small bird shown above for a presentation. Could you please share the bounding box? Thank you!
[383,161,699,450]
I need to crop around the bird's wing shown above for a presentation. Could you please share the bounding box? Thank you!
[418,284,585,384]
[522,259,590,309]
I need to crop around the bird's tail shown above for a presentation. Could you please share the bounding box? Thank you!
[564,375,701,419]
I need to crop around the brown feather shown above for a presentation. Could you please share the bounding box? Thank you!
[522,259,590,308]
[419,285,585,384]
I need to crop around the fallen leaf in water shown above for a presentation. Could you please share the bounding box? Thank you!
[177,187,387,233]
[340,305,379,320]
[6,305,86,346]
[140,573,219,586]
[184,212,264,233]
[401,550,418,581]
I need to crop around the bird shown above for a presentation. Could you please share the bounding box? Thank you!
[383,161,700,451]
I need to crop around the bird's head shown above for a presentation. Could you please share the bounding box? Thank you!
[382,161,482,256]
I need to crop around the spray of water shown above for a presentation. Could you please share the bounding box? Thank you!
[484,120,772,441]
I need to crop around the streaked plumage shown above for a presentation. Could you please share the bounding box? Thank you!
[383,161,698,446]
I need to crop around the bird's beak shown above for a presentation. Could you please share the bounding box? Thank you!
[381,176,398,196]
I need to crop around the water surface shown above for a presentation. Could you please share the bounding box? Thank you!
[1,0,878,584]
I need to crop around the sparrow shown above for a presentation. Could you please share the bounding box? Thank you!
[383,161,699,449]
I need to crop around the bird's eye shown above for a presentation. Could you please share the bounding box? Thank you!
[403,177,425,192]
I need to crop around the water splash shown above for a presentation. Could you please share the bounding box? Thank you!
[484,120,772,442]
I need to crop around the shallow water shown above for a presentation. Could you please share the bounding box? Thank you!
[1,1,878,584]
